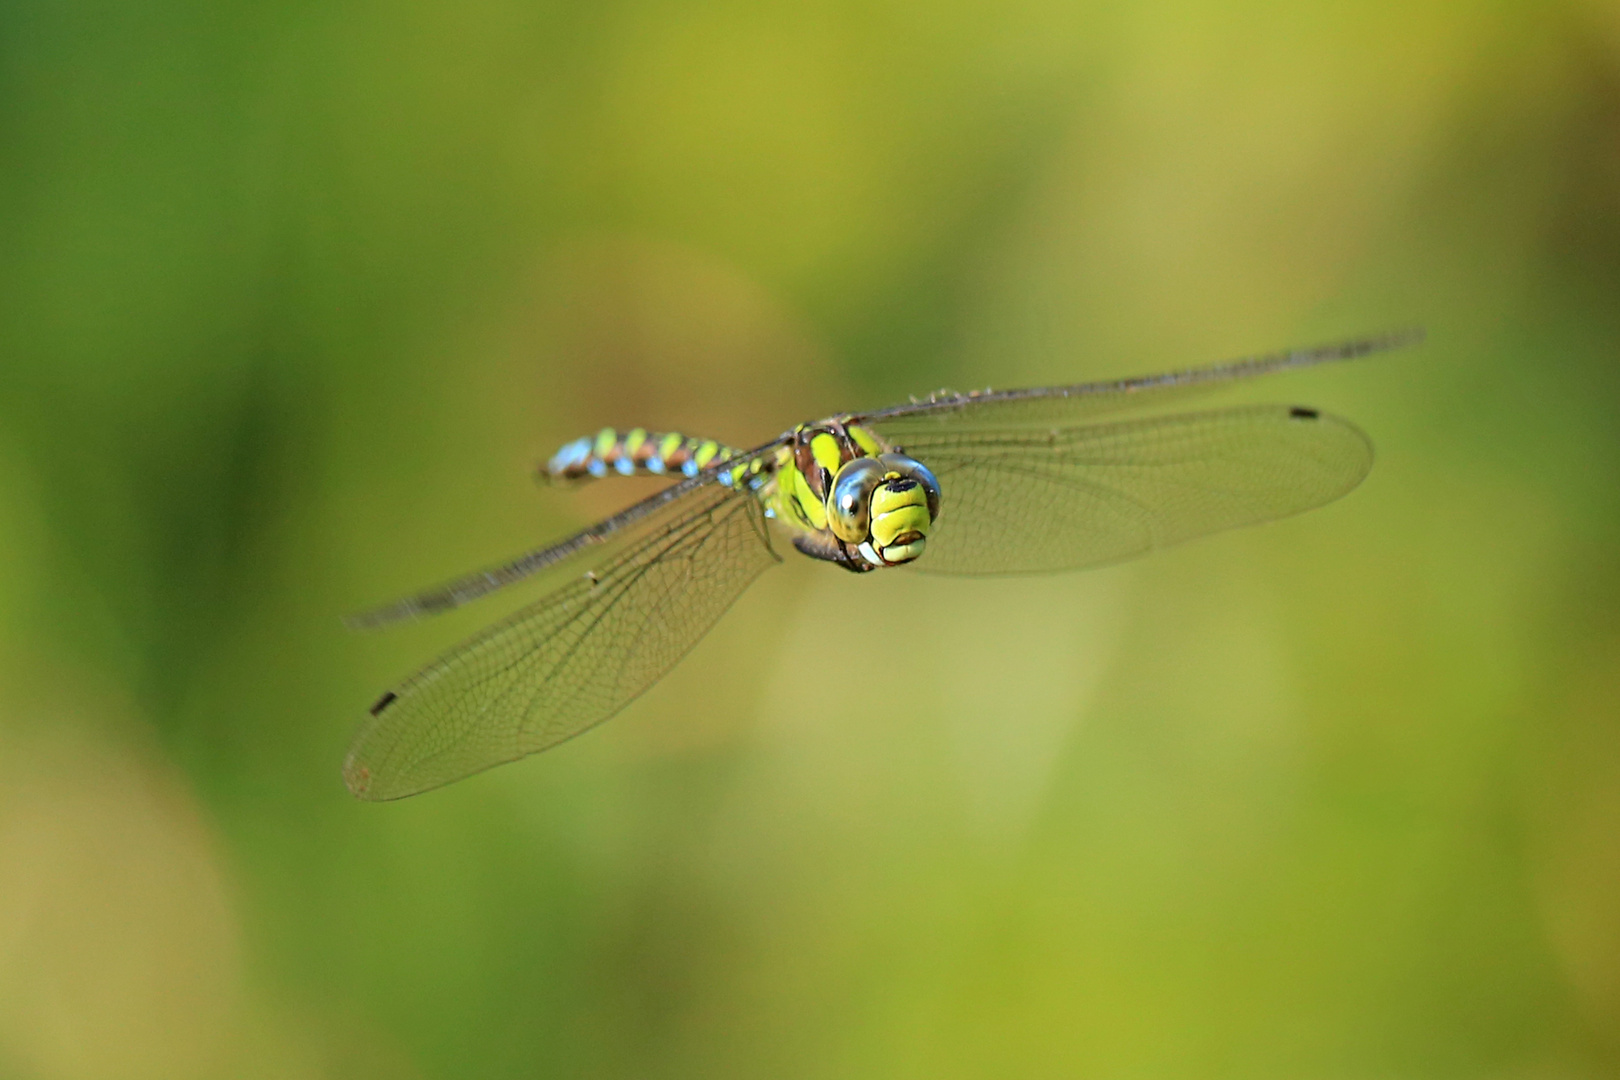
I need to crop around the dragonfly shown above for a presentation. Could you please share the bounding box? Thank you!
[345,331,1417,800]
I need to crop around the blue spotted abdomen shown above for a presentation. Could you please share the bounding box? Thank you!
[546,428,742,482]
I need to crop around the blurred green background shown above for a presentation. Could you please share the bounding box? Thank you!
[2,0,1619,1077]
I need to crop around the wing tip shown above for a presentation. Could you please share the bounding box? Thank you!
[342,754,375,799]
[342,744,415,801]
[1345,326,1424,355]
[345,695,403,800]
[344,602,429,632]
[1382,325,1426,349]
[1271,327,1423,373]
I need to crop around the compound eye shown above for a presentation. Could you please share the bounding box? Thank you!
[827,457,886,543]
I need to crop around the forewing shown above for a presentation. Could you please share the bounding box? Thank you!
[346,443,786,629]
[886,404,1372,575]
[344,483,780,800]
[857,331,1416,434]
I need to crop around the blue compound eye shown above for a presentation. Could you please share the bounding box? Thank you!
[827,458,886,543]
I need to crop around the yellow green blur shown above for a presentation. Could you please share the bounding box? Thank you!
[1,5,1616,1080]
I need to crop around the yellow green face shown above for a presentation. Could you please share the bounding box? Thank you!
[867,481,931,563]
[825,452,942,567]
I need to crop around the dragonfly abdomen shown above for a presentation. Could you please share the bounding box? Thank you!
[546,428,742,482]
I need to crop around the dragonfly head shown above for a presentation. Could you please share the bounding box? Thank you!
[827,453,941,566]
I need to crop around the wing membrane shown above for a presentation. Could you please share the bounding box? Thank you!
[344,482,780,800]
[886,404,1372,575]
[347,443,786,628]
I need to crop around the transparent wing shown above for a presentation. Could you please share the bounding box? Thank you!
[856,331,1417,434]
[884,404,1372,575]
[344,481,780,800]
[346,442,786,629]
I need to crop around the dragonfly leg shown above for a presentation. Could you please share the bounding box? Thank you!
[791,531,877,573]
